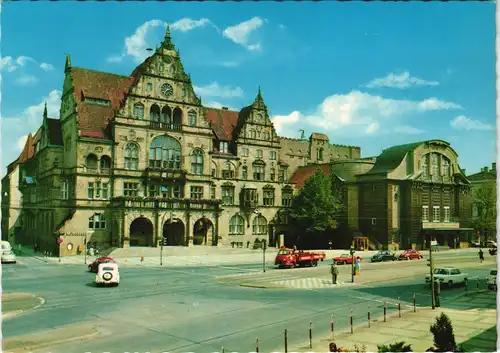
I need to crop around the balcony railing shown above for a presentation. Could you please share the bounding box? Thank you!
[111,196,221,211]
[149,121,182,131]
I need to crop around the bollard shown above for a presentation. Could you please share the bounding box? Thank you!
[384,301,387,322]
[398,297,401,318]
[477,278,479,290]
[256,338,259,353]
[222,346,224,353]
[350,309,353,334]
[309,321,312,349]
[284,329,288,353]
[330,315,334,341]
[368,305,371,328]
[413,292,416,312]
[141,256,144,262]
[465,279,468,296]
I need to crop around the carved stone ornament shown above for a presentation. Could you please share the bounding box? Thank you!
[128,130,137,141]
[95,147,103,153]
[120,136,127,142]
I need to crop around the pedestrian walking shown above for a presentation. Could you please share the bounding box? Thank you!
[330,262,339,284]
[354,257,361,276]
[479,248,484,263]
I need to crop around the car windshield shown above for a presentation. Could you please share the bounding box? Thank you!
[490,270,497,276]
[102,267,115,271]
[1,244,11,250]
[341,254,349,257]
[278,250,291,255]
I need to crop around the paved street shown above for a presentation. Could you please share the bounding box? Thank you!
[2,250,496,353]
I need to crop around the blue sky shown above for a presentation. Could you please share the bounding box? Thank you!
[1,2,496,178]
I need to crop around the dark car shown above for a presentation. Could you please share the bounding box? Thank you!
[88,256,116,273]
[370,250,396,263]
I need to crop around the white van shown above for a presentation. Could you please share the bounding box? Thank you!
[0,241,16,264]
[95,263,120,287]
[487,268,497,290]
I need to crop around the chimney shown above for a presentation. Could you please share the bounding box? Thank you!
[492,162,496,171]
[461,168,466,175]
[483,167,489,173]
[222,107,228,111]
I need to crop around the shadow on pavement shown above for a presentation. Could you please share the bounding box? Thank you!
[460,325,497,351]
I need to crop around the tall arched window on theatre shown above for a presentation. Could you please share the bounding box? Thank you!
[133,103,144,119]
[125,143,139,170]
[252,215,268,235]
[442,157,450,182]
[191,149,203,175]
[149,135,181,169]
[421,154,429,179]
[229,215,244,235]
[149,104,161,122]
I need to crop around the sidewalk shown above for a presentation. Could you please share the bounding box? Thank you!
[292,291,497,353]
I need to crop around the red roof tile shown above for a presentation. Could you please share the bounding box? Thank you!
[204,107,239,141]
[14,134,35,168]
[289,164,332,189]
[71,68,134,139]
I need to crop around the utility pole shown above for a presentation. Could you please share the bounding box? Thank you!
[350,245,355,283]
[429,242,436,309]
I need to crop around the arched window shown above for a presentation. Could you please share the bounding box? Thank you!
[149,104,161,122]
[125,143,139,170]
[317,148,324,161]
[89,213,106,229]
[431,153,440,181]
[173,107,183,125]
[229,215,245,235]
[86,154,98,170]
[161,106,172,123]
[100,155,111,171]
[252,215,268,235]
[133,103,144,120]
[149,135,181,169]
[421,154,429,179]
[443,157,450,181]
[191,149,203,175]
[188,110,197,127]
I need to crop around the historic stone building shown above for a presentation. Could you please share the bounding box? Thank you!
[4,27,360,256]
[290,140,473,250]
[467,162,497,244]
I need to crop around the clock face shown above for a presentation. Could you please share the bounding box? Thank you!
[161,83,173,98]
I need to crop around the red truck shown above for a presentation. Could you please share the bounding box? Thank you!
[274,248,326,268]
[333,253,362,265]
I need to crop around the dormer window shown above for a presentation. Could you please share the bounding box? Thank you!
[220,141,229,154]
[84,97,111,106]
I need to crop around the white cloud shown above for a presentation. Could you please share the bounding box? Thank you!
[271,90,462,137]
[219,61,239,68]
[16,75,38,85]
[194,82,244,98]
[222,17,265,51]
[365,71,439,89]
[394,126,427,134]
[0,55,54,73]
[171,18,212,32]
[111,18,216,64]
[450,115,494,131]
[40,63,54,71]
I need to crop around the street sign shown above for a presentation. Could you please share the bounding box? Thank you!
[57,237,63,245]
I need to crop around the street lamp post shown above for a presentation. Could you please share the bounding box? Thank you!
[160,211,173,266]
[429,240,436,309]
[350,245,355,283]
[262,240,267,273]
[85,230,94,265]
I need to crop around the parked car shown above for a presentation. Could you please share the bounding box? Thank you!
[487,269,497,291]
[425,267,468,288]
[88,256,116,273]
[0,241,16,264]
[333,254,362,265]
[486,241,497,248]
[489,248,497,256]
[398,249,423,261]
[95,263,120,287]
[370,250,396,263]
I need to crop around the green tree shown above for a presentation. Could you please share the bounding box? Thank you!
[471,185,496,239]
[377,341,413,352]
[427,313,464,352]
[290,170,343,233]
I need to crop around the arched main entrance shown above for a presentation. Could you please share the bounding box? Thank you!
[163,219,185,246]
[129,217,154,247]
[193,217,214,246]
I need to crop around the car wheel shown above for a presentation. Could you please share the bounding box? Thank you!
[448,281,453,288]
[343,261,347,265]
[313,261,318,267]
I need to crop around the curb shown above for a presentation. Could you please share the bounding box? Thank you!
[4,328,100,353]
[2,294,45,321]
[239,283,270,289]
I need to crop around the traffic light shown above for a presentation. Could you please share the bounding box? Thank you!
[426,259,431,267]
[349,247,355,256]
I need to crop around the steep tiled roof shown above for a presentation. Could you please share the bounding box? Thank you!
[71,67,134,139]
[47,118,63,146]
[289,164,332,189]
[204,107,239,141]
[311,133,329,141]
[364,141,427,175]
[17,133,35,163]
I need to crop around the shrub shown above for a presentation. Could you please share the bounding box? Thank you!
[378,341,413,352]
[427,313,464,352]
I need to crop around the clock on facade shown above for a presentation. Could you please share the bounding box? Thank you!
[160,83,173,97]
